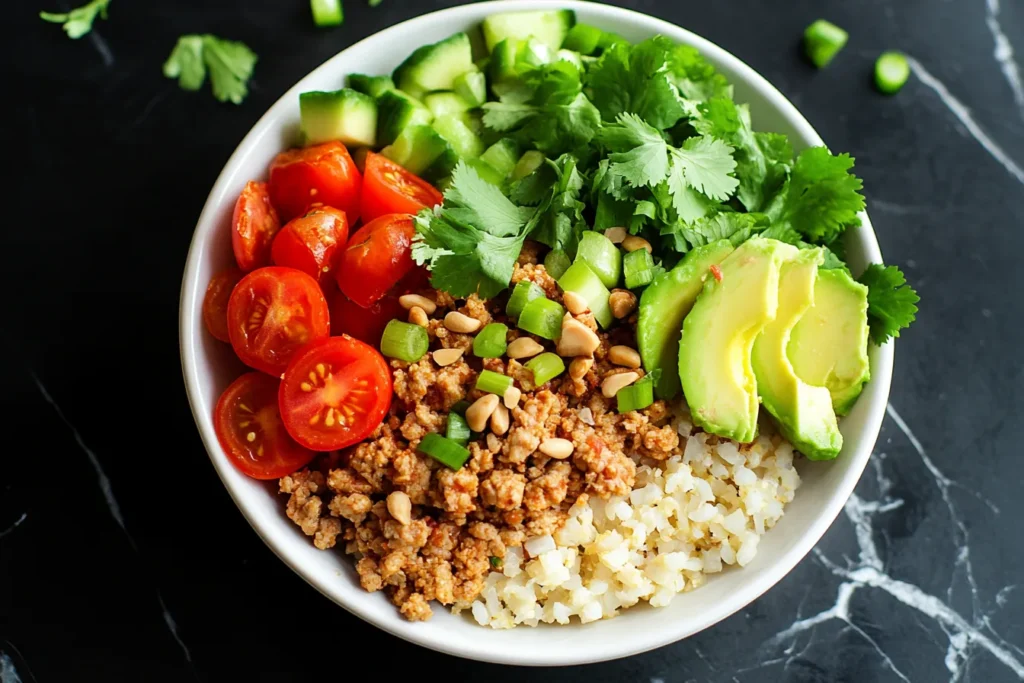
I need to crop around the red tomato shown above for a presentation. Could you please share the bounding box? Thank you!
[279,336,392,451]
[330,266,431,344]
[335,214,417,308]
[268,141,361,223]
[214,372,316,479]
[360,152,443,224]
[227,267,330,376]
[232,181,281,272]
[270,204,349,286]
[202,267,243,342]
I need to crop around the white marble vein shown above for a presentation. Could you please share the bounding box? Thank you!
[0,654,21,683]
[31,374,193,665]
[985,0,1024,121]
[760,404,1023,681]
[907,56,1024,185]
[0,513,27,540]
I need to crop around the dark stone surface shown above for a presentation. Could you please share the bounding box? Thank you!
[3,0,1023,681]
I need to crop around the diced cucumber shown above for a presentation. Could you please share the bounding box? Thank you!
[479,138,520,178]
[575,231,622,289]
[469,158,505,185]
[562,23,603,55]
[421,147,460,184]
[482,9,576,52]
[557,262,613,329]
[489,37,522,88]
[511,150,545,181]
[460,110,485,137]
[393,32,475,99]
[299,89,377,147]
[347,73,394,98]
[381,124,449,175]
[517,38,553,69]
[376,89,433,146]
[556,49,584,70]
[597,31,629,51]
[424,91,472,118]
[433,114,484,158]
[453,70,487,107]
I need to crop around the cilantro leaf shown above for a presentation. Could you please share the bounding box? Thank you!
[667,44,732,101]
[766,147,865,244]
[669,136,739,201]
[412,162,537,298]
[857,264,920,345]
[597,113,670,188]
[585,37,686,129]
[164,35,257,104]
[40,0,110,39]
[527,155,588,255]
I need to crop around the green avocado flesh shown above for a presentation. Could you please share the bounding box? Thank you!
[638,240,734,399]
[678,238,785,443]
[788,268,871,415]
[752,247,843,460]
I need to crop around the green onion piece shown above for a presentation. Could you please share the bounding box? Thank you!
[310,0,343,26]
[544,250,572,279]
[624,248,657,289]
[417,432,470,470]
[451,400,471,414]
[518,297,566,340]
[446,412,471,445]
[489,555,503,569]
[875,51,910,94]
[557,262,613,329]
[506,280,546,318]
[380,320,429,362]
[562,24,604,55]
[474,323,509,358]
[617,375,655,413]
[511,150,545,181]
[804,19,847,68]
[476,369,513,396]
[525,352,565,386]
[369,0,382,6]
[575,231,622,288]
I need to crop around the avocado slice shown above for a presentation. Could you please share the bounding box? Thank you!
[678,238,786,443]
[752,247,843,460]
[638,240,735,399]
[788,268,871,415]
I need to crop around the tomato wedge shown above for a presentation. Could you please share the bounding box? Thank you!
[202,267,244,342]
[268,141,361,223]
[279,336,392,451]
[271,204,349,286]
[232,181,281,272]
[330,266,430,344]
[214,372,316,479]
[227,267,331,376]
[360,152,443,224]
[335,214,416,308]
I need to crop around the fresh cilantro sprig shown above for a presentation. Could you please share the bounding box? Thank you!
[585,36,686,129]
[164,35,257,105]
[858,264,920,344]
[510,155,588,256]
[40,0,110,39]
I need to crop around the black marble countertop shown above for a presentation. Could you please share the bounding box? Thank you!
[4,0,1023,680]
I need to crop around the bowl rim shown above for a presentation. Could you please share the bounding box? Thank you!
[179,0,893,665]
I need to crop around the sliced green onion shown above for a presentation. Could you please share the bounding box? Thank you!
[473,323,509,358]
[518,297,565,340]
[525,352,565,386]
[417,432,470,470]
[624,248,658,289]
[562,24,604,55]
[446,413,471,445]
[511,150,545,181]
[451,400,471,414]
[875,51,910,94]
[617,375,655,413]
[489,555,503,569]
[558,262,612,329]
[575,231,622,289]
[476,369,513,396]
[544,250,572,279]
[310,0,343,27]
[804,19,847,68]
[506,280,546,318]
[380,320,429,362]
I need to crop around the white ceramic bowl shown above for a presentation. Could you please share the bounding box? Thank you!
[180,0,893,666]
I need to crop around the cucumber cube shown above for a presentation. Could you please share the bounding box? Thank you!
[299,89,377,147]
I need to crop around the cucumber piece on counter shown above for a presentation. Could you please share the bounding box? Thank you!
[562,23,603,54]
[424,91,472,118]
[478,138,520,179]
[347,73,394,98]
[381,124,449,175]
[299,89,377,147]
[376,89,433,146]
[482,9,576,52]
[393,32,475,99]
[453,70,487,107]
[433,114,484,158]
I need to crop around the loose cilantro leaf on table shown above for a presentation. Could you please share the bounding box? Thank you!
[164,35,257,104]
[858,264,920,344]
[40,0,110,39]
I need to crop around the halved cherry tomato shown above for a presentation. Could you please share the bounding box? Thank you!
[214,372,316,479]
[279,335,392,451]
[232,181,281,272]
[360,152,443,224]
[270,204,349,286]
[227,267,330,376]
[331,266,431,344]
[202,267,244,342]
[268,141,361,223]
[335,214,416,308]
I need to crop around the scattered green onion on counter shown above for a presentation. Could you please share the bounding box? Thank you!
[417,433,470,470]
[474,323,509,358]
[518,297,566,340]
[525,352,565,386]
[617,374,655,413]
[310,0,343,27]
[380,319,429,362]
[476,369,514,396]
[544,250,572,280]
[506,280,546,318]
[804,19,848,68]
[446,412,472,445]
[875,51,910,94]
